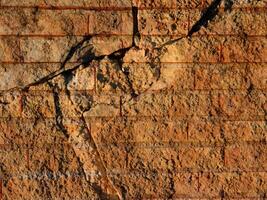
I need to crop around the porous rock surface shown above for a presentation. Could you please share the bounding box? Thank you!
[0,0,267,199]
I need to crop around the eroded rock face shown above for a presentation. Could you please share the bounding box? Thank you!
[0,0,267,199]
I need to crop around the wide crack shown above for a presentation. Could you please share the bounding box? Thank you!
[157,0,224,49]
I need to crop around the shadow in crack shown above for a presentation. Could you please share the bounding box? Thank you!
[188,0,222,37]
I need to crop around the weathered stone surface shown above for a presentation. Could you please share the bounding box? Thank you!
[1,0,267,199]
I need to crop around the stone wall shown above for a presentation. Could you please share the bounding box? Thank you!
[0,0,266,199]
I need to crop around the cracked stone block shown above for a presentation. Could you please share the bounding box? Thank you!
[84,95,120,117]
[225,0,267,8]
[0,8,88,36]
[0,63,61,91]
[222,36,267,62]
[91,35,132,56]
[225,143,267,171]
[0,35,131,63]
[89,11,133,35]
[160,37,221,63]
[192,9,267,35]
[138,10,189,36]
[150,63,194,91]
[66,66,95,91]
[96,58,131,94]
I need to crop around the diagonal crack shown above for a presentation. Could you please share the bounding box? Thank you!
[156,0,224,49]
[188,0,222,37]
[48,82,69,139]
[0,1,234,198]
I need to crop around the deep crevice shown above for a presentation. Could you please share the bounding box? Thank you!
[48,82,69,139]
[156,0,224,49]
[61,35,93,68]
[132,6,140,47]
[188,0,222,37]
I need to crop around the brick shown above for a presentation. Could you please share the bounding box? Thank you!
[134,0,175,8]
[175,146,223,171]
[176,0,205,8]
[225,143,267,171]
[222,36,267,63]
[0,0,132,7]
[90,117,188,144]
[0,36,82,62]
[154,63,194,91]
[122,93,172,117]
[173,173,199,197]
[0,144,29,179]
[88,11,133,35]
[210,90,266,120]
[195,63,267,90]
[222,121,267,142]
[0,63,61,91]
[224,0,267,8]
[138,10,188,35]
[0,118,65,146]
[198,172,223,198]
[122,91,211,117]
[0,91,22,118]
[0,8,88,35]
[160,36,221,63]
[203,0,267,8]
[28,142,80,173]
[126,146,223,172]
[22,92,55,118]
[195,10,267,36]
[2,176,99,200]
[187,117,222,144]
[194,64,247,90]
[246,63,267,89]
[199,172,267,198]
[221,172,267,198]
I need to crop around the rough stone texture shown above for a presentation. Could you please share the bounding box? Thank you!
[0,0,267,199]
